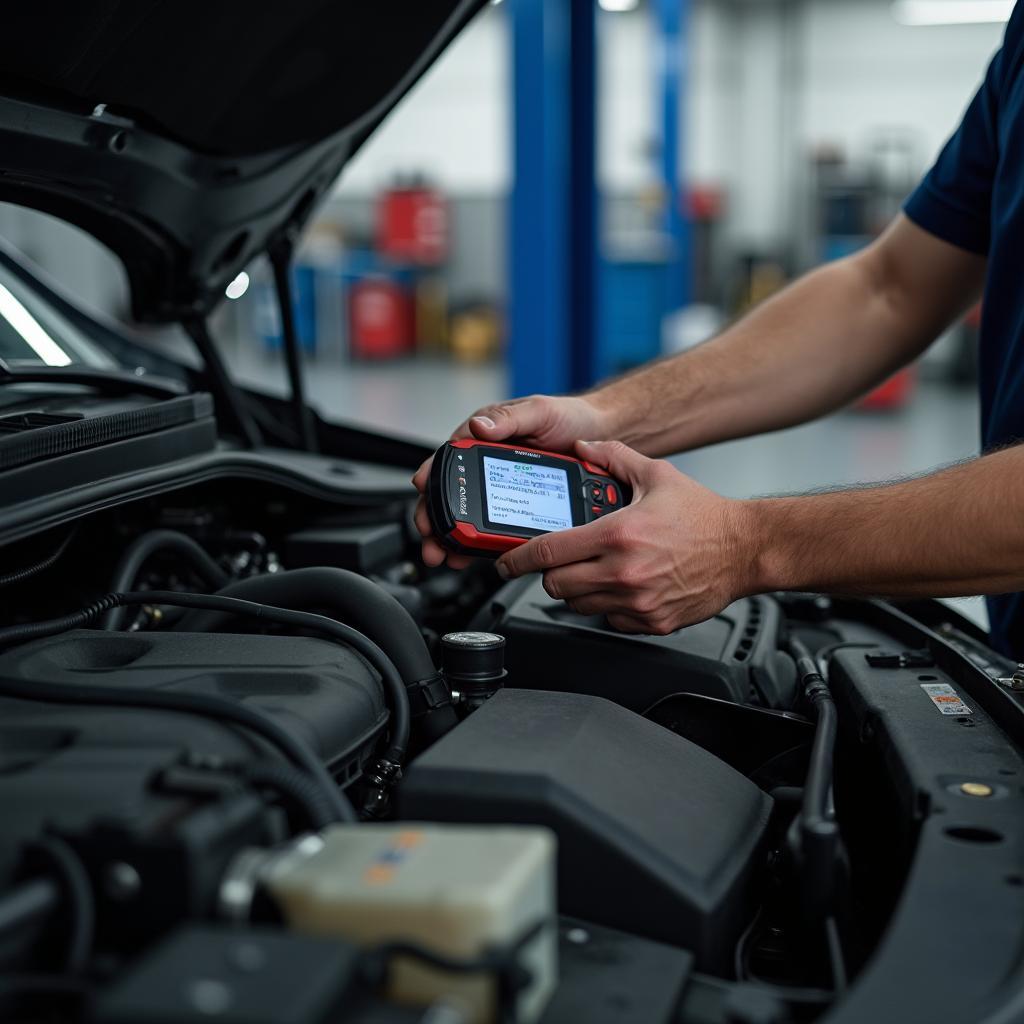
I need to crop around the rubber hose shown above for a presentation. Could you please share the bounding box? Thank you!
[175,568,456,745]
[175,568,433,682]
[0,878,59,940]
[0,530,75,589]
[236,761,338,831]
[784,633,842,946]
[103,530,231,631]
[27,837,94,974]
[785,634,838,838]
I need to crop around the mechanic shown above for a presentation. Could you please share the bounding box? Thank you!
[414,7,1024,658]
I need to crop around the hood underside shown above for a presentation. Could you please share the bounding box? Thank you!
[0,1,484,322]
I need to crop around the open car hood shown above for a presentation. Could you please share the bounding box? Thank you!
[0,1,484,323]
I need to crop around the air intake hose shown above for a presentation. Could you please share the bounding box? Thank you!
[176,568,457,746]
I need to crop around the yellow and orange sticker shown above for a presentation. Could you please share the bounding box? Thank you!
[920,682,972,716]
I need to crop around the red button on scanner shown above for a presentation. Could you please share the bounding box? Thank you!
[591,505,602,516]
[606,484,619,506]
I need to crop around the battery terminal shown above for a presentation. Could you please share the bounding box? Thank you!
[996,663,1024,691]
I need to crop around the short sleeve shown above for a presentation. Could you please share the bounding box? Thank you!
[903,44,1006,255]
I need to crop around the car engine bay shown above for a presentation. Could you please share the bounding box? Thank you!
[1,461,1023,1024]
[2,0,1021,1014]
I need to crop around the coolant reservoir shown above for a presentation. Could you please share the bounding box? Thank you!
[264,823,557,1024]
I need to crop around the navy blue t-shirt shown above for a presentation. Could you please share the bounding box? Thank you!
[904,4,1024,658]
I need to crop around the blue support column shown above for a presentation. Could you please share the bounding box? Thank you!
[508,0,598,396]
[654,0,691,314]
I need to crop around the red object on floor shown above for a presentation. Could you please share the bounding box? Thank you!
[349,278,414,359]
[857,366,916,410]
[376,185,449,265]
[687,185,725,221]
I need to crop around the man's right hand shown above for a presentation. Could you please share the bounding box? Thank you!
[411,393,614,568]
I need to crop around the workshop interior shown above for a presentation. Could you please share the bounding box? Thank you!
[0,2,1021,1023]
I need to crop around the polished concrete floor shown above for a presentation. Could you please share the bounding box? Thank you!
[231,352,981,492]
[670,380,979,498]
[228,352,506,445]
[226,350,987,626]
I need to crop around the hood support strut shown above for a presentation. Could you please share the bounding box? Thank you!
[269,241,318,453]
[182,240,320,455]
[182,318,261,450]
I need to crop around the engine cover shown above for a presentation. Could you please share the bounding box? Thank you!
[479,577,797,712]
[0,631,387,956]
[400,688,773,970]
[0,630,387,775]
[0,631,387,874]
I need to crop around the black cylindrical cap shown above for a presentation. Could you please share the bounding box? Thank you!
[440,631,506,682]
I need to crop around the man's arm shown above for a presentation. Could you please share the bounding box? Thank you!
[413,214,984,566]
[750,446,1024,599]
[595,214,987,456]
[493,441,1024,635]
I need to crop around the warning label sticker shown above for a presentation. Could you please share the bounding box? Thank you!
[920,682,972,716]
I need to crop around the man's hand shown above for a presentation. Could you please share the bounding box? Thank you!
[495,440,753,634]
[411,394,615,568]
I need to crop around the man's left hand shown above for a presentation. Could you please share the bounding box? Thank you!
[495,440,755,634]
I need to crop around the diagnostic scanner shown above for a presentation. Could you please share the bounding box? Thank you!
[426,439,631,557]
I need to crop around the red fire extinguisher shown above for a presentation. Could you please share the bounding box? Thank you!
[349,277,414,360]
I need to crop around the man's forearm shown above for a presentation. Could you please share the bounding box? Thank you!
[744,446,1024,599]
[588,218,985,458]
[590,258,899,456]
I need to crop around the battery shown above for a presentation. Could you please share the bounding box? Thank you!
[263,823,557,1024]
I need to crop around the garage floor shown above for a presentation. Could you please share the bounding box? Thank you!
[231,352,980,489]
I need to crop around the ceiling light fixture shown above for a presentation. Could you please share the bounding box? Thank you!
[599,0,639,12]
[0,281,71,366]
[892,0,1012,24]
[225,271,250,301]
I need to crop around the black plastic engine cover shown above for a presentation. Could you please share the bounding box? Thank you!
[480,577,796,711]
[0,631,387,945]
[92,925,360,1024]
[0,631,387,781]
[400,688,773,970]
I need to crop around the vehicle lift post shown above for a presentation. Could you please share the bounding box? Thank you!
[508,0,598,397]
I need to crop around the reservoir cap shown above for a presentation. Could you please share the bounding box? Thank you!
[440,632,507,708]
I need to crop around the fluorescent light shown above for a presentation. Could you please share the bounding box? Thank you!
[892,0,1012,24]
[225,271,250,301]
[0,281,70,366]
[599,0,639,11]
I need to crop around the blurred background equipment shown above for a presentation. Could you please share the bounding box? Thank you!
[375,178,450,266]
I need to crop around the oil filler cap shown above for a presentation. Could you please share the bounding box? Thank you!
[440,631,507,710]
